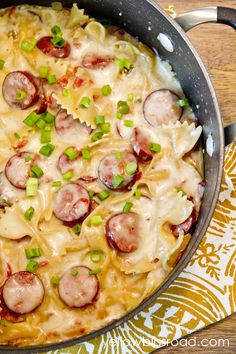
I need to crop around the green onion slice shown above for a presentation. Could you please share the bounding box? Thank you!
[30,165,44,178]
[97,190,110,201]
[112,174,125,188]
[64,147,79,160]
[24,207,35,221]
[25,247,41,259]
[90,251,103,263]
[26,177,38,196]
[125,162,137,175]
[150,142,161,153]
[51,275,60,285]
[101,84,112,96]
[26,260,38,273]
[89,268,101,275]
[123,201,133,213]
[39,143,55,157]
[72,224,81,234]
[79,96,91,109]
[91,215,103,226]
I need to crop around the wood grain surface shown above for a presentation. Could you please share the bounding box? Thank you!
[153,1,236,352]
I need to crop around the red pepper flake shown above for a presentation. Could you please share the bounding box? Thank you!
[73,77,85,89]
[39,261,49,267]
[80,198,89,203]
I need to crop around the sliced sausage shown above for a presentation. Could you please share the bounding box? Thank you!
[55,108,91,136]
[58,266,99,308]
[171,209,197,237]
[98,151,138,191]
[2,71,39,110]
[143,89,183,127]
[57,147,79,174]
[131,128,153,162]
[54,183,90,222]
[5,152,37,189]
[2,271,44,314]
[0,287,24,323]
[106,212,140,253]
[37,36,71,58]
[82,53,114,69]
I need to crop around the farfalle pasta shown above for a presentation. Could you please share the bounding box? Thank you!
[0,4,204,347]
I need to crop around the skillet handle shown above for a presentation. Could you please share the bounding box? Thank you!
[176,7,236,145]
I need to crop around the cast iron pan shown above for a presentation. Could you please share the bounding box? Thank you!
[0,1,235,352]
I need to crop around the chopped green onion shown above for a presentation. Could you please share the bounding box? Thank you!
[14,132,21,140]
[51,25,62,37]
[25,156,32,162]
[91,215,103,226]
[51,275,60,285]
[178,98,189,107]
[51,2,63,11]
[39,143,55,157]
[21,38,37,53]
[0,59,5,70]
[123,201,133,213]
[26,260,38,273]
[101,84,112,96]
[47,74,57,85]
[124,120,133,127]
[25,247,41,259]
[62,88,71,98]
[43,111,55,124]
[101,122,111,134]
[95,115,105,125]
[71,269,78,276]
[52,181,62,187]
[38,66,49,78]
[24,207,35,221]
[63,171,73,180]
[0,320,11,327]
[30,165,44,178]
[16,90,26,100]
[89,268,101,275]
[115,151,122,159]
[64,147,78,160]
[116,112,123,119]
[26,177,38,196]
[127,93,134,102]
[23,111,40,127]
[72,224,81,235]
[112,174,125,188]
[88,190,94,198]
[97,190,110,201]
[150,142,161,153]
[90,251,102,263]
[134,188,141,199]
[36,118,46,129]
[81,148,91,160]
[40,130,51,144]
[125,162,137,175]
[115,57,133,72]
[91,132,103,142]
[117,100,129,115]
[51,36,65,48]
[79,96,91,109]
[176,187,187,196]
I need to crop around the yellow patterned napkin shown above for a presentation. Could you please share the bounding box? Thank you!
[49,143,236,353]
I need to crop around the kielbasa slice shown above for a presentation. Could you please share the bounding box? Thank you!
[131,128,153,162]
[82,53,114,69]
[54,183,90,222]
[5,152,37,189]
[57,147,79,174]
[37,36,71,58]
[2,271,44,314]
[2,71,39,110]
[143,89,183,127]
[98,151,138,191]
[58,266,99,308]
[106,212,140,253]
[171,209,197,237]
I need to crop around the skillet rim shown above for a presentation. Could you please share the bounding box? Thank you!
[0,1,224,352]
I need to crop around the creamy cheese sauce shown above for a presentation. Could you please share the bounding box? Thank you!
[0,4,204,346]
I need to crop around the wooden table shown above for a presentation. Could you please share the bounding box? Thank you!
[155,1,236,352]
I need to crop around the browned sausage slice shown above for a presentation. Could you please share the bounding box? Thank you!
[37,36,71,58]
[171,209,197,237]
[5,152,37,189]
[57,147,79,174]
[82,53,114,69]
[131,128,153,162]
[58,266,99,308]
[143,89,183,127]
[98,151,138,191]
[54,183,90,222]
[2,71,39,110]
[106,212,140,253]
[2,271,44,314]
